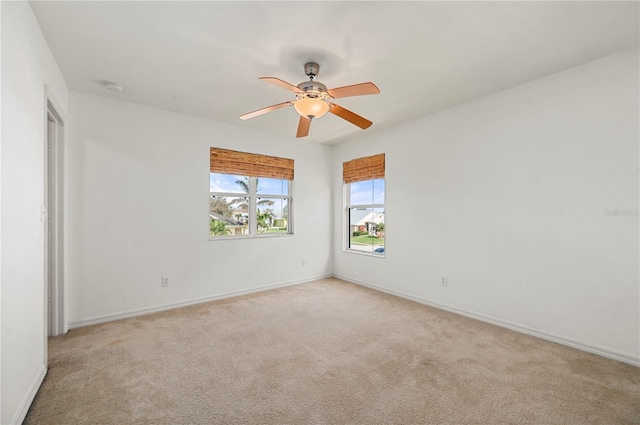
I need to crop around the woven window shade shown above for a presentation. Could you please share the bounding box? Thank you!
[210,148,294,180]
[343,153,385,184]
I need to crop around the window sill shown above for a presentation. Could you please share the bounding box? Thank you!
[343,249,385,259]
[209,233,294,241]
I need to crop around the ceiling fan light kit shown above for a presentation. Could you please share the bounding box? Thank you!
[240,62,379,138]
[294,97,330,119]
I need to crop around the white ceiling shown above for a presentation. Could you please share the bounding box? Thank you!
[30,1,639,145]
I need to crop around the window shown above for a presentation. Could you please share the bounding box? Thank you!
[210,148,293,238]
[344,154,385,255]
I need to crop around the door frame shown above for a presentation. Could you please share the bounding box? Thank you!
[44,87,66,342]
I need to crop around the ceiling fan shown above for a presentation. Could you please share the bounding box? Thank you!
[239,62,380,138]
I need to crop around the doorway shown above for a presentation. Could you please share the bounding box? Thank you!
[46,100,65,337]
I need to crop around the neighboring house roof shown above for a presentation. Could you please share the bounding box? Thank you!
[350,210,385,226]
[350,210,372,225]
[210,213,242,227]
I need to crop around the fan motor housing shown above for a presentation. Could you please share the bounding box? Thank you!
[304,62,320,79]
[297,80,328,96]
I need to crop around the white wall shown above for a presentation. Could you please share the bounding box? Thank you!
[333,48,640,365]
[0,2,3,421]
[66,91,333,326]
[1,2,68,424]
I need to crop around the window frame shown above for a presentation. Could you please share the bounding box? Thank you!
[342,153,385,256]
[344,178,386,257]
[209,174,293,240]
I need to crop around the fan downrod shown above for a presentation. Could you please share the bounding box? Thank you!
[297,61,327,94]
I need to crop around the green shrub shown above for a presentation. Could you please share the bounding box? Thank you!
[210,218,230,236]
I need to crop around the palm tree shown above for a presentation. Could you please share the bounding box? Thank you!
[230,177,274,211]
[257,208,276,232]
[229,177,249,212]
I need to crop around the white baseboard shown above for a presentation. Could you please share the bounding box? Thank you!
[335,273,640,367]
[11,363,46,425]
[69,274,333,329]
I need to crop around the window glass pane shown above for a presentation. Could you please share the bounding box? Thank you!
[349,180,373,205]
[372,207,385,255]
[257,198,289,234]
[210,195,249,236]
[373,179,385,204]
[257,177,289,196]
[349,179,384,206]
[349,208,385,253]
[210,173,250,194]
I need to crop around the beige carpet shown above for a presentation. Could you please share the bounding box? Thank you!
[25,278,640,424]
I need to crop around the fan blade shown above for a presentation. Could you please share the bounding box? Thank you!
[296,116,311,138]
[259,77,303,93]
[328,103,373,129]
[327,82,380,99]
[239,101,292,120]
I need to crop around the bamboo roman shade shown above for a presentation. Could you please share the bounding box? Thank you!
[343,153,385,184]
[210,148,294,180]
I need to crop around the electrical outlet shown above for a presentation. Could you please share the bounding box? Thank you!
[441,277,448,287]
[302,258,307,266]
[161,276,170,287]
